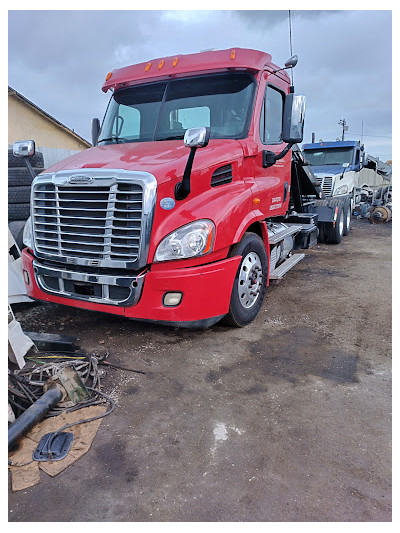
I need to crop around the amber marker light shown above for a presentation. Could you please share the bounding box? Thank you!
[172,57,179,67]
[253,197,261,205]
[158,59,165,69]
[203,225,214,254]
[230,50,236,60]
[145,62,152,71]
[105,72,112,81]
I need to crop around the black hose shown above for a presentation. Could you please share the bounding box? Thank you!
[8,387,63,451]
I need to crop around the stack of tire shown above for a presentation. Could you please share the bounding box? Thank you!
[8,148,44,250]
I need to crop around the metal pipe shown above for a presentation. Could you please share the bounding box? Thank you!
[8,387,63,450]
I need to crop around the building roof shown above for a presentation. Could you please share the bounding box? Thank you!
[8,86,91,147]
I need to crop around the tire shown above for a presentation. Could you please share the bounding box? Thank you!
[8,167,42,187]
[8,220,27,250]
[8,186,31,204]
[8,149,44,168]
[317,224,326,243]
[326,204,344,244]
[222,232,268,327]
[8,204,30,222]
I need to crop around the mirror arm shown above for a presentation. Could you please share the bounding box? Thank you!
[22,155,37,181]
[175,146,198,200]
[263,142,294,168]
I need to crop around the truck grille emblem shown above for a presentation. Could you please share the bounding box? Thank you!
[68,175,93,184]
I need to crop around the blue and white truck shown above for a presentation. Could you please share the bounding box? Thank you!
[302,140,390,210]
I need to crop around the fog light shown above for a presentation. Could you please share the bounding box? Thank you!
[163,292,183,307]
[23,270,30,284]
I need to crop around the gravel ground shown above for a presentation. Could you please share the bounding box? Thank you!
[9,218,391,522]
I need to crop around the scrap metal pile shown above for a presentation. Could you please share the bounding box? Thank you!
[8,351,116,460]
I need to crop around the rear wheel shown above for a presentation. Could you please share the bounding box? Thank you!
[222,232,268,327]
[326,204,344,244]
[342,198,351,236]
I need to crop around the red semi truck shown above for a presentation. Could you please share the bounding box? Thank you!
[17,48,349,328]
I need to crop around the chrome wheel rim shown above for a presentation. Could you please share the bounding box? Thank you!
[238,252,263,309]
[346,208,351,229]
[338,209,344,235]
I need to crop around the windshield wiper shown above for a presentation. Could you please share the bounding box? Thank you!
[98,136,129,144]
[157,134,185,141]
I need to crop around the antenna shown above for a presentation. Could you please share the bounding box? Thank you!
[288,10,294,86]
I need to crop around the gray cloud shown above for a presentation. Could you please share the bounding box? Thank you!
[8,10,392,160]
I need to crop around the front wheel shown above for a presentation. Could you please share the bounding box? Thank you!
[222,232,268,327]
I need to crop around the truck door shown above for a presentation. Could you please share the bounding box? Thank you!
[253,79,291,218]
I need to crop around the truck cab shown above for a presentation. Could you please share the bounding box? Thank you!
[302,140,364,207]
[19,48,315,328]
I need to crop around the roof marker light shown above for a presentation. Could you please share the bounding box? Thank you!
[105,72,112,81]
[158,59,165,69]
[145,62,152,72]
[172,57,179,67]
[230,50,236,60]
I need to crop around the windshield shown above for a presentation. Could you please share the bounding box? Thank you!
[98,72,256,144]
[303,147,354,166]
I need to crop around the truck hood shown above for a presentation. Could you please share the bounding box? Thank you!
[43,140,244,185]
[311,165,346,177]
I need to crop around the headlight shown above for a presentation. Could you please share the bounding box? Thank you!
[154,220,215,262]
[22,216,33,249]
[334,185,348,196]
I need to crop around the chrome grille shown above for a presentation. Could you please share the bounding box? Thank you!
[315,176,334,195]
[31,170,157,269]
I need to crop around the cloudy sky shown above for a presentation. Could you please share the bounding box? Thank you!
[8,9,392,161]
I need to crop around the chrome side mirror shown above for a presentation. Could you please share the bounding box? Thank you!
[184,127,210,148]
[176,127,211,201]
[282,94,306,144]
[13,140,35,158]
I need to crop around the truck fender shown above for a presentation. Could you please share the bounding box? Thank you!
[232,214,270,286]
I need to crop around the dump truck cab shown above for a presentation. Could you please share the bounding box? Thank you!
[302,140,365,207]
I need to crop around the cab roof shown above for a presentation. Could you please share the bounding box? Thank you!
[303,140,360,150]
[102,48,286,92]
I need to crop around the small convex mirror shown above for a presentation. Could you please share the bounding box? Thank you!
[13,140,35,158]
[284,55,298,69]
[184,127,211,148]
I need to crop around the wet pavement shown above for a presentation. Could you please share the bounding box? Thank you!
[9,218,392,521]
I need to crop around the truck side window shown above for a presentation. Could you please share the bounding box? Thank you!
[260,85,284,144]
[354,149,360,166]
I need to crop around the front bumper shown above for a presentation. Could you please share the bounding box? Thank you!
[22,249,241,326]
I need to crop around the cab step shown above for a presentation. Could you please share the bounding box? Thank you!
[268,225,303,245]
[269,253,305,280]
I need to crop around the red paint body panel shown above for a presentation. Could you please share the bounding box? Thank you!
[22,249,241,322]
